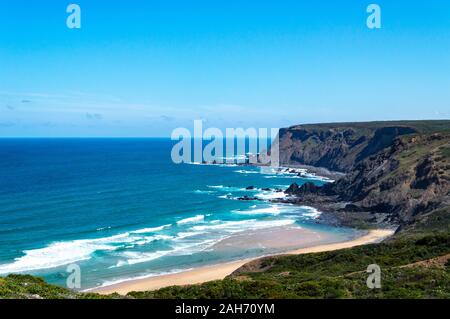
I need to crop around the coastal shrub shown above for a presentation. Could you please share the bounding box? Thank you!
[132,230,450,299]
[439,147,450,158]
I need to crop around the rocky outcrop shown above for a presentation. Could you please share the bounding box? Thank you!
[286,182,325,196]
[278,121,450,229]
[278,122,421,172]
[237,196,259,201]
[411,157,440,190]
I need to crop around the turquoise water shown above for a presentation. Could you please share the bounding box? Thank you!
[0,139,358,289]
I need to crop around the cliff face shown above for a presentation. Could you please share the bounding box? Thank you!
[279,121,450,228]
[278,121,450,172]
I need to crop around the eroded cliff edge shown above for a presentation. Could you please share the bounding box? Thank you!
[276,120,450,231]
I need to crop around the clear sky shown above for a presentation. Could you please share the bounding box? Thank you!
[0,0,449,137]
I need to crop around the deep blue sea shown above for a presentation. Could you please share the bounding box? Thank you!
[0,139,358,290]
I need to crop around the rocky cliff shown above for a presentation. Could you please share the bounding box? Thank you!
[278,121,450,230]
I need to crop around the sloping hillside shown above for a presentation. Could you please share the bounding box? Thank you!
[279,120,450,228]
[124,207,450,299]
[278,120,450,172]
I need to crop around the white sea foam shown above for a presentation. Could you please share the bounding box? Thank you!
[133,235,174,246]
[193,189,216,194]
[96,226,111,231]
[234,169,259,174]
[175,231,204,239]
[217,193,232,199]
[300,206,322,219]
[192,218,296,234]
[255,191,287,200]
[263,175,301,179]
[260,167,334,183]
[176,215,205,225]
[113,239,218,268]
[0,232,135,274]
[187,161,239,167]
[208,185,246,192]
[207,185,224,189]
[131,224,172,234]
[0,201,312,276]
[303,175,335,183]
[233,205,282,215]
[0,226,180,274]
[186,162,202,165]
[219,155,247,161]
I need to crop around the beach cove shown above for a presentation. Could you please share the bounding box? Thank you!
[94,229,394,294]
[0,139,378,291]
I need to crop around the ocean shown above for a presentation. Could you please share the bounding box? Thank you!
[0,138,359,290]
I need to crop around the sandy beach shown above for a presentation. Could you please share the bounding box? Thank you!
[94,228,394,295]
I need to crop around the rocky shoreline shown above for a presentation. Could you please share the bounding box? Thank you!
[196,121,450,233]
[275,121,450,232]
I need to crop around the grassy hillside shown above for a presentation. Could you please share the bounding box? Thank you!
[278,120,450,172]
[128,212,450,299]
[0,274,113,299]
[289,120,450,134]
[280,122,450,229]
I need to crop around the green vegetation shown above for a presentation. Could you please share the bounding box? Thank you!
[4,209,449,299]
[1,215,449,299]
[127,265,450,299]
[399,207,450,236]
[128,233,450,299]
[299,120,450,134]
[440,147,450,159]
[128,208,450,299]
[0,274,113,299]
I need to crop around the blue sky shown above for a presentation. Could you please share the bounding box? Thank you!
[0,0,449,137]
